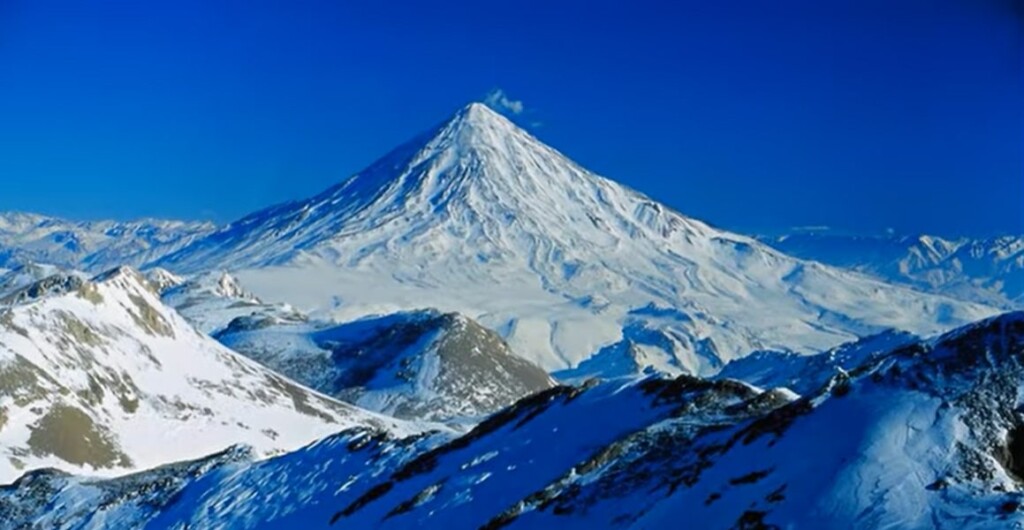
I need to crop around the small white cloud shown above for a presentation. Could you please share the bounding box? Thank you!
[484,88,525,115]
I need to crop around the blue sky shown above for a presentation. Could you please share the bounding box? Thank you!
[0,0,1019,236]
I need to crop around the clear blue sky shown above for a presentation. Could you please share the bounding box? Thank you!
[0,0,1020,236]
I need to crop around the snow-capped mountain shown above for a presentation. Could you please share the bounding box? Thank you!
[0,265,428,483]
[216,308,555,423]
[155,102,997,375]
[0,212,215,273]
[4,312,1022,529]
[761,230,1024,308]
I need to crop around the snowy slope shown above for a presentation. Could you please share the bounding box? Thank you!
[216,308,555,423]
[155,102,997,375]
[761,230,1024,308]
[0,427,448,530]
[5,312,1022,529]
[715,328,919,395]
[0,212,215,273]
[0,266,428,484]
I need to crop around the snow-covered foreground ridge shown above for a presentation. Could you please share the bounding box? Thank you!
[4,311,1024,529]
[0,266,429,484]
[153,102,996,374]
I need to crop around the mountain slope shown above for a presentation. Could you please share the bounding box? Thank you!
[0,266,427,483]
[0,212,215,273]
[761,230,1024,308]
[216,308,556,422]
[6,312,1023,529]
[0,427,445,530]
[155,102,997,375]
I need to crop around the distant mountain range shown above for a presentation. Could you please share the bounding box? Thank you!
[0,212,213,273]
[760,231,1023,309]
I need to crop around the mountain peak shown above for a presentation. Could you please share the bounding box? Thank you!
[456,101,509,124]
[429,100,527,156]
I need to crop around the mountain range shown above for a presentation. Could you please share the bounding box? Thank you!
[0,213,214,273]
[0,101,1019,529]
[760,230,1024,309]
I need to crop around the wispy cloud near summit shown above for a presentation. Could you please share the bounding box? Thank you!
[483,88,525,115]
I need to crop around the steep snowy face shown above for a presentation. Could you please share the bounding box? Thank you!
[157,103,997,374]
[628,312,1024,530]
[0,212,216,273]
[216,308,556,423]
[762,231,1024,308]
[0,266,426,483]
